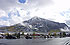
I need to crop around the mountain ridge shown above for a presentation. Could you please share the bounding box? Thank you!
[0,16,68,32]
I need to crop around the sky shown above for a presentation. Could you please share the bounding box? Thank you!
[0,0,70,27]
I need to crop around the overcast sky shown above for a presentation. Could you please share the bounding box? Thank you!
[0,0,70,27]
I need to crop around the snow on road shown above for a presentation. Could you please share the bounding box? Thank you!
[0,37,70,45]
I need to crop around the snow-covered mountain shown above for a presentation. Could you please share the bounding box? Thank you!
[23,16,68,32]
[0,16,68,32]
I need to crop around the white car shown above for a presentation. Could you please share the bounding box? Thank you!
[0,35,3,39]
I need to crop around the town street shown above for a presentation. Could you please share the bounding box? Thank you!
[0,37,70,45]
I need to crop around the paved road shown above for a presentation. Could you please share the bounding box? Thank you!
[0,37,70,45]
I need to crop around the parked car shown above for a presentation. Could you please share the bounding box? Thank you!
[25,35,32,39]
[5,35,17,39]
[0,35,3,39]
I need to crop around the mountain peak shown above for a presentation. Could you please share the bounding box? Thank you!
[30,16,45,21]
[32,16,40,19]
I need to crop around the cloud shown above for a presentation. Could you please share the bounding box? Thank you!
[0,8,31,26]
[0,0,53,11]
[0,10,8,18]
[0,0,53,14]
[0,0,53,26]
[0,0,18,10]
[27,0,53,7]
[59,9,70,27]
[0,20,10,26]
[0,0,70,27]
[30,0,70,23]
[8,8,31,26]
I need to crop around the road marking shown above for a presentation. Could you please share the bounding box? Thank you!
[64,40,70,45]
